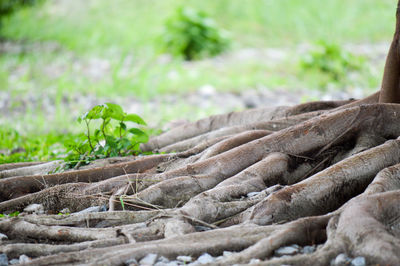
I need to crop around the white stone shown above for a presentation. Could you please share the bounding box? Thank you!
[177,255,192,263]
[274,246,299,256]
[351,257,366,266]
[139,253,158,265]
[247,192,260,198]
[197,253,214,264]
[19,254,31,263]
[334,253,351,265]
[0,233,8,240]
[24,204,44,214]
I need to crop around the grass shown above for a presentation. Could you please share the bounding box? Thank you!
[0,0,396,163]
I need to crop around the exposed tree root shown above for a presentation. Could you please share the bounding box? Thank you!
[1,98,400,265]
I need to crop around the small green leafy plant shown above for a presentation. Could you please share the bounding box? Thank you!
[299,40,365,84]
[0,211,20,218]
[64,103,149,168]
[162,6,230,60]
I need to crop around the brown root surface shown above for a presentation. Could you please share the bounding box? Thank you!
[1,98,400,265]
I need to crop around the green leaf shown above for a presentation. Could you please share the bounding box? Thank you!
[103,103,124,121]
[9,211,20,217]
[119,196,125,211]
[129,128,149,143]
[125,114,147,125]
[120,122,127,131]
[86,105,104,120]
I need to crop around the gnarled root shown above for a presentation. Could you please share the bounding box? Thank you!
[1,99,400,265]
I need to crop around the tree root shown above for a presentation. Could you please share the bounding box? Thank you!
[1,99,400,265]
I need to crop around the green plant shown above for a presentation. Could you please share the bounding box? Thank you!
[64,103,149,168]
[299,40,365,83]
[0,211,19,218]
[0,126,71,164]
[162,6,230,60]
[0,0,41,30]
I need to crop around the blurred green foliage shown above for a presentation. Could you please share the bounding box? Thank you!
[0,0,394,164]
[0,0,40,29]
[299,41,366,87]
[0,126,71,164]
[162,6,230,60]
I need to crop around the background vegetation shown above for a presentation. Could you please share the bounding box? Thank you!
[0,0,396,163]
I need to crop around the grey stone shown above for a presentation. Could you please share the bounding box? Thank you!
[302,245,316,254]
[176,256,192,263]
[0,233,8,241]
[351,257,366,266]
[139,253,158,265]
[9,259,19,265]
[290,244,300,249]
[19,254,31,263]
[194,225,211,232]
[249,258,261,264]
[125,257,138,265]
[77,206,102,214]
[197,253,214,264]
[222,251,234,257]
[157,256,170,263]
[24,203,44,214]
[246,192,260,198]
[0,254,8,266]
[274,246,299,256]
[334,253,351,265]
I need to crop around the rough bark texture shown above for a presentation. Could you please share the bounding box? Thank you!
[2,2,400,266]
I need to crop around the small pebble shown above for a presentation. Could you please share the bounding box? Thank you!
[19,254,31,263]
[249,258,261,264]
[0,233,8,241]
[125,257,138,265]
[222,251,234,257]
[176,255,192,263]
[274,246,299,256]
[0,254,8,266]
[333,253,351,265]
[77,206,102,214]
[9,259,19,265]
[139,253,158,265]
[197,253,214,264]
[351,257,366,266]
[24,203,44,214]
[302,245,316,254]
[247,192,260,198]
[156,256,170,264]
[59,208,70,214]
[194,226,211,232]
[155,261,172,266]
